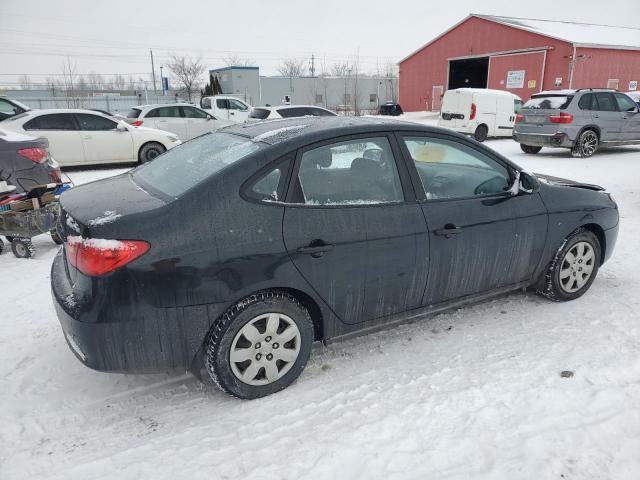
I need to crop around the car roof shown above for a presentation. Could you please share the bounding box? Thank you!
[448,88,519,97]
[11,108,111,116]
[256,105,332,111]
[222,116,438,147]
[137,103,200,108]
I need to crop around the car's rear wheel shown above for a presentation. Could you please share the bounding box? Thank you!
[537,228,601,301]
[205,291,314,399]
[138,142,166,164]
[572,129,598,158]
[474,124,488,142]
[520,144,542,154]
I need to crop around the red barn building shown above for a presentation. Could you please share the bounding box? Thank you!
[399,15,640,112]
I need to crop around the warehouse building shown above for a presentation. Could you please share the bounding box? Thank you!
[399,15,640,112]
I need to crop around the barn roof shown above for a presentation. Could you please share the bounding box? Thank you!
[477,15,640,50]
[399,14,640,64]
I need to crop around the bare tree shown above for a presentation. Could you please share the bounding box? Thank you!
[18,75,32,90]
[127,75,137,91]
[112,74,126,90]
[76,75,89,91]
[277,57,306,77]
[61,57,81,107]
[45,77,57,95]
[87,71,105,90]
[330,62,351,77]
[224,55,254,67]
[167,54,206,102]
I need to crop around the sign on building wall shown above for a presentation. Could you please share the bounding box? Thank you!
[506,70,525,89]
[555,77,563,87]
[528,80,537,89]
[629,80,638,91]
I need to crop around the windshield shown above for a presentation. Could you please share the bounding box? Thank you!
[126,108,141,119]
[524,95,573,110]
[132,132,264,199]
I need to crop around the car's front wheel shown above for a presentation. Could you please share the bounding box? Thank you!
[520,144,542,154]
[138,142,166,164]
[205,291,314,399]
[537,228,601,301]
[572,129,599,158]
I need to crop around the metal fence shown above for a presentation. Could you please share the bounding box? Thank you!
[11,93,181,115]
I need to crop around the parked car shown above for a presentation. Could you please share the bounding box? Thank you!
[514,89,640,157]
[438,88,523,142]
[2,109,181,167]
[379,102,403,116]
[0,97,31,122]
[125,104,233,141]
[247,105,337,122]
[200,95,252,123]
[52,117,618,399]
[0,128,61,192]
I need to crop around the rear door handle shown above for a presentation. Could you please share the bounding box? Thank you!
[434,224,462,238]
[297,242,334,257]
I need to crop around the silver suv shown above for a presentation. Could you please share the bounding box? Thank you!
[513,89,640,157]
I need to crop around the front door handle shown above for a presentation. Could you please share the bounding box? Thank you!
[434,224,462,238]
[593,114,600,118]
[297,241,334,257]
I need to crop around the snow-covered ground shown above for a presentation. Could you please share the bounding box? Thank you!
[2,117,640,480]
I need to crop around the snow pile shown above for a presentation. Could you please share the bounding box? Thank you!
[252,124,309,144]
[88,210,122,226]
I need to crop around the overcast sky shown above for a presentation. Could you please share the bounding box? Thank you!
[1,0,639,88]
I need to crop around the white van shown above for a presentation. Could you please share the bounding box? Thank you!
[438,88,523,142]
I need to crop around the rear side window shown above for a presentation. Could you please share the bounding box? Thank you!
[249,108,271,119]
[594,93,617,112]
[127,108,141,119]
[578,94,596,110]
[216,99,229,109]
[245,157,292,202]
[75,114,118,131]
[201,97,212,109]
[132,132,264,199]
[149,106,181,118]
[524,95,574,110]
[277,108,304,118]
[24,114,77,131]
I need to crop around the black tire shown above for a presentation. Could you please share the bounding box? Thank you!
[205,290,314,399]
[11,238,34,259]
[138,142,166,164]
[474,124,488,142]
[520,144,542,154]
[0,238,3,255]
[571,129,599,158]
[537,228,601,302]
[50,229,63,245]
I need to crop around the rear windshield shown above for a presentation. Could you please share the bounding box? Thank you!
[126,108,141,119]
[249,108,270,119]
[132,132,264,199]
[524,95,574,110]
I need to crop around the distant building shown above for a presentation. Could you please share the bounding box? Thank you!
[399,14,640,111]
[209,66,398,111]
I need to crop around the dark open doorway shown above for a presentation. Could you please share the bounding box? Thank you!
[448,57,489,89]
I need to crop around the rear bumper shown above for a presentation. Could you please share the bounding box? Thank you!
[513,131,574,148]
[51,250,220,373]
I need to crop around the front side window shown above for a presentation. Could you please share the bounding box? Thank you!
[24,113,77,131]
[296,136,403,205]
[277,108,303,118]
[614,93,638,112]
[0,99,23,116]
[182,106,209,119]
[132,132,264,199]
[229,99,248,111]
[402,136,511,200]
[75,114,118,131]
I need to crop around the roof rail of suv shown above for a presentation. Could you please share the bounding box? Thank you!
[575,88,619,93]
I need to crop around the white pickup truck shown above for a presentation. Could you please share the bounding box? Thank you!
[200,95,252,123]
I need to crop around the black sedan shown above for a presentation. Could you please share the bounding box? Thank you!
[51,117,619,399]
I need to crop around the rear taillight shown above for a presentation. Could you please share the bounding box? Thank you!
[49,168,62,183]
[17,147,48,164]
[515,114,524,123]
[470,102,477,120]
[66,237,150,276]
[550,112,573,124]
[131,120,144,127]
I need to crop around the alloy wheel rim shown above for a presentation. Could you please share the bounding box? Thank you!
[559,241,595,293]
[15,242,26,257]
[230,313,301,386]
[581,132,598,156]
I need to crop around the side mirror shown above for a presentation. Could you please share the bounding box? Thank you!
[207,115,213,121]
[116,123,127,132]
[519,171,537,194]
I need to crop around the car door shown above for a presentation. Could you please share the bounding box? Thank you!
[151,106,187,139]
[228,99,250,122]
[181,106,216,140]
[282,134,428,324]
[614,93,640,142]
[398,133,546,305]
[75,113,134,164]
[215,98,231,120]
[22,113,85,167]
[593,92,624,142]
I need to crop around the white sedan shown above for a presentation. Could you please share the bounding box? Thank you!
[2,109,181,166]
[126,103,233,141]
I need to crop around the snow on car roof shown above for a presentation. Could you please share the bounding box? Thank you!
[476,15,640,50]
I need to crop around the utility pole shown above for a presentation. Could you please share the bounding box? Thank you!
[150,49,157,96]
[310,53,315,77]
